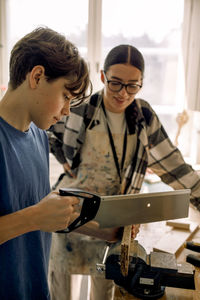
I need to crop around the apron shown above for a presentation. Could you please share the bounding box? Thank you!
[50,109,137,275]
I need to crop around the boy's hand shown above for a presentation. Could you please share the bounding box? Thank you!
[33,191,79,232]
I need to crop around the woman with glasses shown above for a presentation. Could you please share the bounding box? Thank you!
[48,44,200,300]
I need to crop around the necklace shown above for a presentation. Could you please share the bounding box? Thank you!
[101,101,127,184]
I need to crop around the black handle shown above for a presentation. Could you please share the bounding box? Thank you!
[59,187,99,199]
[56,188,101,233]
[186,254,200,268]
[185,241,200,253]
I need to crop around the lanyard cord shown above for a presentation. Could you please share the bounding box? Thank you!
[101,101,127,184]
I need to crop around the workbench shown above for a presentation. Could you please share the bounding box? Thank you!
[114,205,200,299]
[49,179,200,299]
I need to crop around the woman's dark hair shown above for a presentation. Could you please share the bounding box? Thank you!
[9,26,91,104]
[103,44,145,75]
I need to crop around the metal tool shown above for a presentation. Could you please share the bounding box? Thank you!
[185,240,200,298]
[186,241,200,269]
[56,188,101,233]
[186,241,200,253]
[57,188,190,230]
[96,243,112,273]
[96,240,195,299]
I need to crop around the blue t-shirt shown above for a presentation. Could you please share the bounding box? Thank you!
[0,117,51,300]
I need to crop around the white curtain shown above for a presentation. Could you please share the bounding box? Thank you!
[0,0,8,97]
[182,0,200,111]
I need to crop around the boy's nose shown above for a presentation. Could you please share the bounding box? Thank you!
[61,103,70,116]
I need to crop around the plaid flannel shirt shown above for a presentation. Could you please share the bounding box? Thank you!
[48,90,200,209]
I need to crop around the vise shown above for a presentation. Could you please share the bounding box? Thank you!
[96,240,195,299]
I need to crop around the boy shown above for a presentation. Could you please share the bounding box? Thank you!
[0,27,91,300]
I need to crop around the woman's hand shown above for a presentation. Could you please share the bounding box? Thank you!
[131,224,140,239]
[63,162,76,178]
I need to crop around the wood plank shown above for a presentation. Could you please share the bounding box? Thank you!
[153,221,199,256]
[120,225,132,276]
[166,220,190,230]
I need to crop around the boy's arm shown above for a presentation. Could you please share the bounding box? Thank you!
[0,191,79,245]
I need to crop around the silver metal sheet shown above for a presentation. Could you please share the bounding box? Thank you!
[94,189,190,228]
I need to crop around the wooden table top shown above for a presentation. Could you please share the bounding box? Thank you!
[114,205,200,299]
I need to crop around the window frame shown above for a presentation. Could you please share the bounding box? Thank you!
[0,0,198,161]
[0,0,8,97]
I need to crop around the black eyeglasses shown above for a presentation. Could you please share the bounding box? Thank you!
[103,72,142,94]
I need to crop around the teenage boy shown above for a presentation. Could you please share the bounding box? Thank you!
[0,26,91,300]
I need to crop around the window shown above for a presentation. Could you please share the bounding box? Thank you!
[7,0,88,52]
[101,0,185,147]
[2,0,88,87]
[1,0,190,156]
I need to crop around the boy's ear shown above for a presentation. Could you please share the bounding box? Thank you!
[29,65,45,88]
[100,70,105,84]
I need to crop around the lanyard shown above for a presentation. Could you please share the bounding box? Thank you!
[101,101,127,184]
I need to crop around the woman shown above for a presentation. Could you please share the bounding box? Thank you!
[48,44,200,300]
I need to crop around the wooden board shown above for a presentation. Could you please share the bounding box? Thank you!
[153,221,199,256]
[120,225,132,276]
[166,220,190,230]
